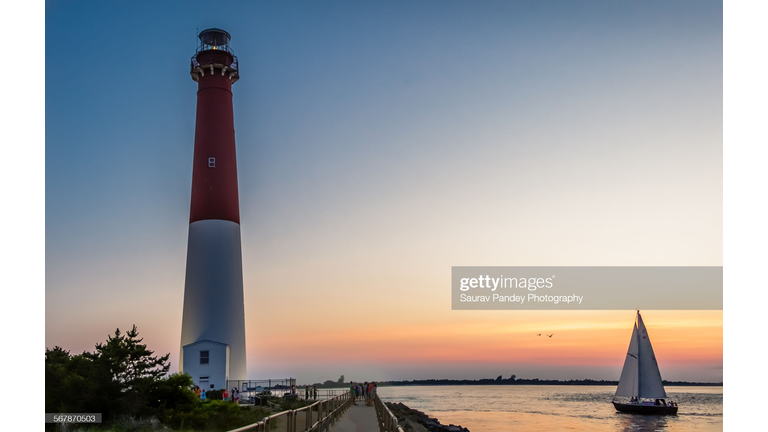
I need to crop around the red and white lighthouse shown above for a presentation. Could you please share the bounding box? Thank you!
[180,28,247,388]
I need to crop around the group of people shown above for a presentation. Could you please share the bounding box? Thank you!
[349,381,378,406]
[303,385,319,400]
[628,396,677,407]
[192,385,240,402]
[654,398,677,407]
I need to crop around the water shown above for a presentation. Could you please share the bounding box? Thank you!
[378,385,722,432]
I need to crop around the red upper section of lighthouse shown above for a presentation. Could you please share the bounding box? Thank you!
[189,29,241,224]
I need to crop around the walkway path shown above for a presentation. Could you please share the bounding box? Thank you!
[329,402,379,432]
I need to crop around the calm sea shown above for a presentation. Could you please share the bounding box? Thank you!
[377,385,722,432]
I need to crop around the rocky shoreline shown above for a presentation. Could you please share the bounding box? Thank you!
[385,402,470,432]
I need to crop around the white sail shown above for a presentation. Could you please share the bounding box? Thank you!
[614,320,639,398]
[636,312,667,399]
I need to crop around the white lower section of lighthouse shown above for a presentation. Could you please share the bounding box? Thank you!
[180,219,247,388]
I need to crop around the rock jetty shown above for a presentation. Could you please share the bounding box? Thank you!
[385,402,470,432]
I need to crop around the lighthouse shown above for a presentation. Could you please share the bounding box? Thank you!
[179,28,247,390]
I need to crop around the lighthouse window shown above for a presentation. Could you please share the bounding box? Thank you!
[200,350,209,364]
[208,157,216,168]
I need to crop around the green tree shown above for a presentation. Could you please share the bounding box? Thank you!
[89,325,171,417]
[45,346,112,416]
[90,325,170,387]
[143,372,199,427]
[46,325,173,423]
[45,346,71,413]
[47,326,279,430]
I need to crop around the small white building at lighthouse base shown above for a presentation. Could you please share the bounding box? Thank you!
[182,340,230,390]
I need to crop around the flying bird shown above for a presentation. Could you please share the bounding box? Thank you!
[537,334,541,336]
[547,334,554,338]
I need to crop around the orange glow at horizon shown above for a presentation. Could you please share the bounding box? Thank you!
[250,311,722,370]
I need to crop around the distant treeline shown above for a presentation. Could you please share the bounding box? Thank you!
[376,378,722,386]
[313,375,721,387]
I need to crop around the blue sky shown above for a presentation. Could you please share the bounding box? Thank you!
[40,1,726,383]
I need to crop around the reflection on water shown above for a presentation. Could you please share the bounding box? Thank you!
[616,414,669,432]
[378,385,722,432]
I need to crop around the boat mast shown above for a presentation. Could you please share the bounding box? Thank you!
[636,311,642,398]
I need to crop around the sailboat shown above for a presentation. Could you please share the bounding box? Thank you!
[612,311,678,415]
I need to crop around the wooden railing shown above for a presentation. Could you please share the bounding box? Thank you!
[373,394,405,432]
[227,392,353,432]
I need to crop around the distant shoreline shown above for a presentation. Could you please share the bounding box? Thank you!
[304,378,722,388]
[376,379,722,387]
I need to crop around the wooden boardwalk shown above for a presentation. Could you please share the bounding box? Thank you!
[329,403,380,432]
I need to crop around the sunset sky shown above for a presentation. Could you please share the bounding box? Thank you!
[44,1,723,384]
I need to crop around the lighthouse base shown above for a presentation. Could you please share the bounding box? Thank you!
[180,219,247,381]
[183,341,230,390]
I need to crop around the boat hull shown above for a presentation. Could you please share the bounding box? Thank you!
[613,402,678,415]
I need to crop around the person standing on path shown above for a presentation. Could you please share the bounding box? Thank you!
[350,382,357,405]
